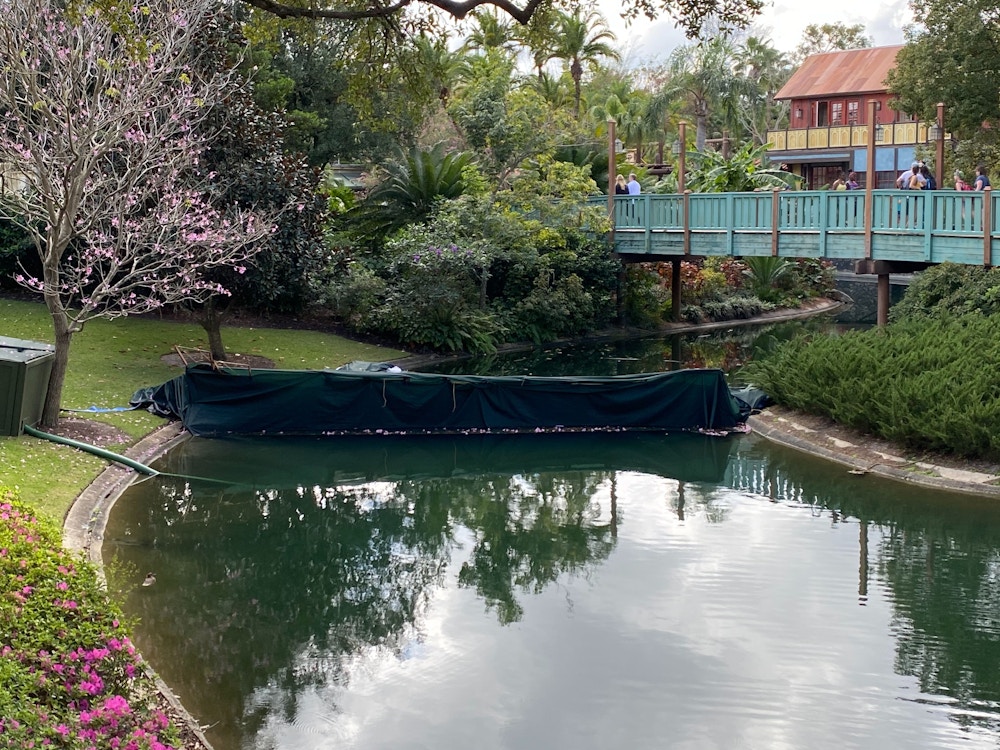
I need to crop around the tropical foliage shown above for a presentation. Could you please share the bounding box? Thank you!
[350,144,474,238]
[319,180,617,353]
[680,141,799,192]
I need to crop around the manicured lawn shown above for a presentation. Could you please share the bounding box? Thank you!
[0,298,406,520]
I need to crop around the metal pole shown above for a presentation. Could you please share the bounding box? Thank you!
[935,102,945,190]
[864,100,877,259]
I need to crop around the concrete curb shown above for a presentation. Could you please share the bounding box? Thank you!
[63,421,187,564]
[748,410,1000,499]
[61,421,215,750]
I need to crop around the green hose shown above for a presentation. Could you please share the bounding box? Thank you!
[24,423,239,486]
[23,423,160,476]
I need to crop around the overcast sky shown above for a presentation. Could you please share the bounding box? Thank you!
[601,0,914,66]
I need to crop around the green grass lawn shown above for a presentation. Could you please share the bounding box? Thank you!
[1,298,406,520]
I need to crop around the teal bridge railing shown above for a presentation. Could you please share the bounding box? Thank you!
[593,189,998,267]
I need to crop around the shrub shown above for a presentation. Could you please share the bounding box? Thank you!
[320,262,388,333]
[739,315,1000,460]
[743,256,794,302]
[0,489,183,749]
[512,272,595,341]
[318,191,617,354]
[788,258,836,299]
[889,263,1000,321]
[696,295,776,323]
[622,265,671,327]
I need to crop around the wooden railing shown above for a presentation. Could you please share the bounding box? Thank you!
[595,189,998,267]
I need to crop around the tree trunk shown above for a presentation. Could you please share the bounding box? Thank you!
[479,264,489,309]
[695,98,709,151]
[571,59,582,117]
[40,305,72,428]
[198,298,229,361]
[696,116,708,151]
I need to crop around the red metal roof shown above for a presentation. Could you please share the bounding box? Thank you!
[775,45,904,100]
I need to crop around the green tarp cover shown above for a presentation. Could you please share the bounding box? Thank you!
[132,364,743,437]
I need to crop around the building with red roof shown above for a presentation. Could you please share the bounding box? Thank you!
[767,45,937,189]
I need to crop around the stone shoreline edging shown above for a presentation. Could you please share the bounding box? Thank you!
[748,409,1000,499]
[60,421,215,750]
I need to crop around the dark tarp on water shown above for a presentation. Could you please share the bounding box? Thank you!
[131,364,744,437]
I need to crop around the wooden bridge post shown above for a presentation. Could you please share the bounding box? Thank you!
[607,119,626,323]
[877,273,890,327]
[683,190,691,256]
[984,187,993,267]
[864,99,878,259]
[671,259,682,322]
[674,121,688,323]
[607,119,616,242]
[771,188,780,256]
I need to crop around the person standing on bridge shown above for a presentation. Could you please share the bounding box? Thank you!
[897,162,924,189]
[615,174,628,195]
[627,172,641,195]
[921,164,936,190]
[974,164,991,191]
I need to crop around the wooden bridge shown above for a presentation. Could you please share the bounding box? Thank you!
[595,187,998,323]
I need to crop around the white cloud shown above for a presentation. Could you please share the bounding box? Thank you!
[599,0,913,63]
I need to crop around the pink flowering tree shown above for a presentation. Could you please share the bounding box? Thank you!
[0,0,271,426]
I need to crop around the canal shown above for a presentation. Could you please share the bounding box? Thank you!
[104,320,1000,750]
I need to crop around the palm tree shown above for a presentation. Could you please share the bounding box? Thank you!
[589,88,653,163]
[353,144,474,237]
[515,5,561,81]
[737,37,792,145]
[461,9,520,57]
[412,35,468,110]
[651,37,743,150]
[530,71,575,109]
[549,9,620,117]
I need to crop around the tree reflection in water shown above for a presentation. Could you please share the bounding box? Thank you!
[107,432,733,747]
[729,435,1000,737]
[104,425,1000,749]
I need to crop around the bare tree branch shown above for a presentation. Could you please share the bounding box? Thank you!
[239,0,759,31]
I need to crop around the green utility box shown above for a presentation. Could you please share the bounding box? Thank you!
[0,336,56,436]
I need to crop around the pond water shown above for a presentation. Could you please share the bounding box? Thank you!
[418,318,847,379]
[104,321,1000,750]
